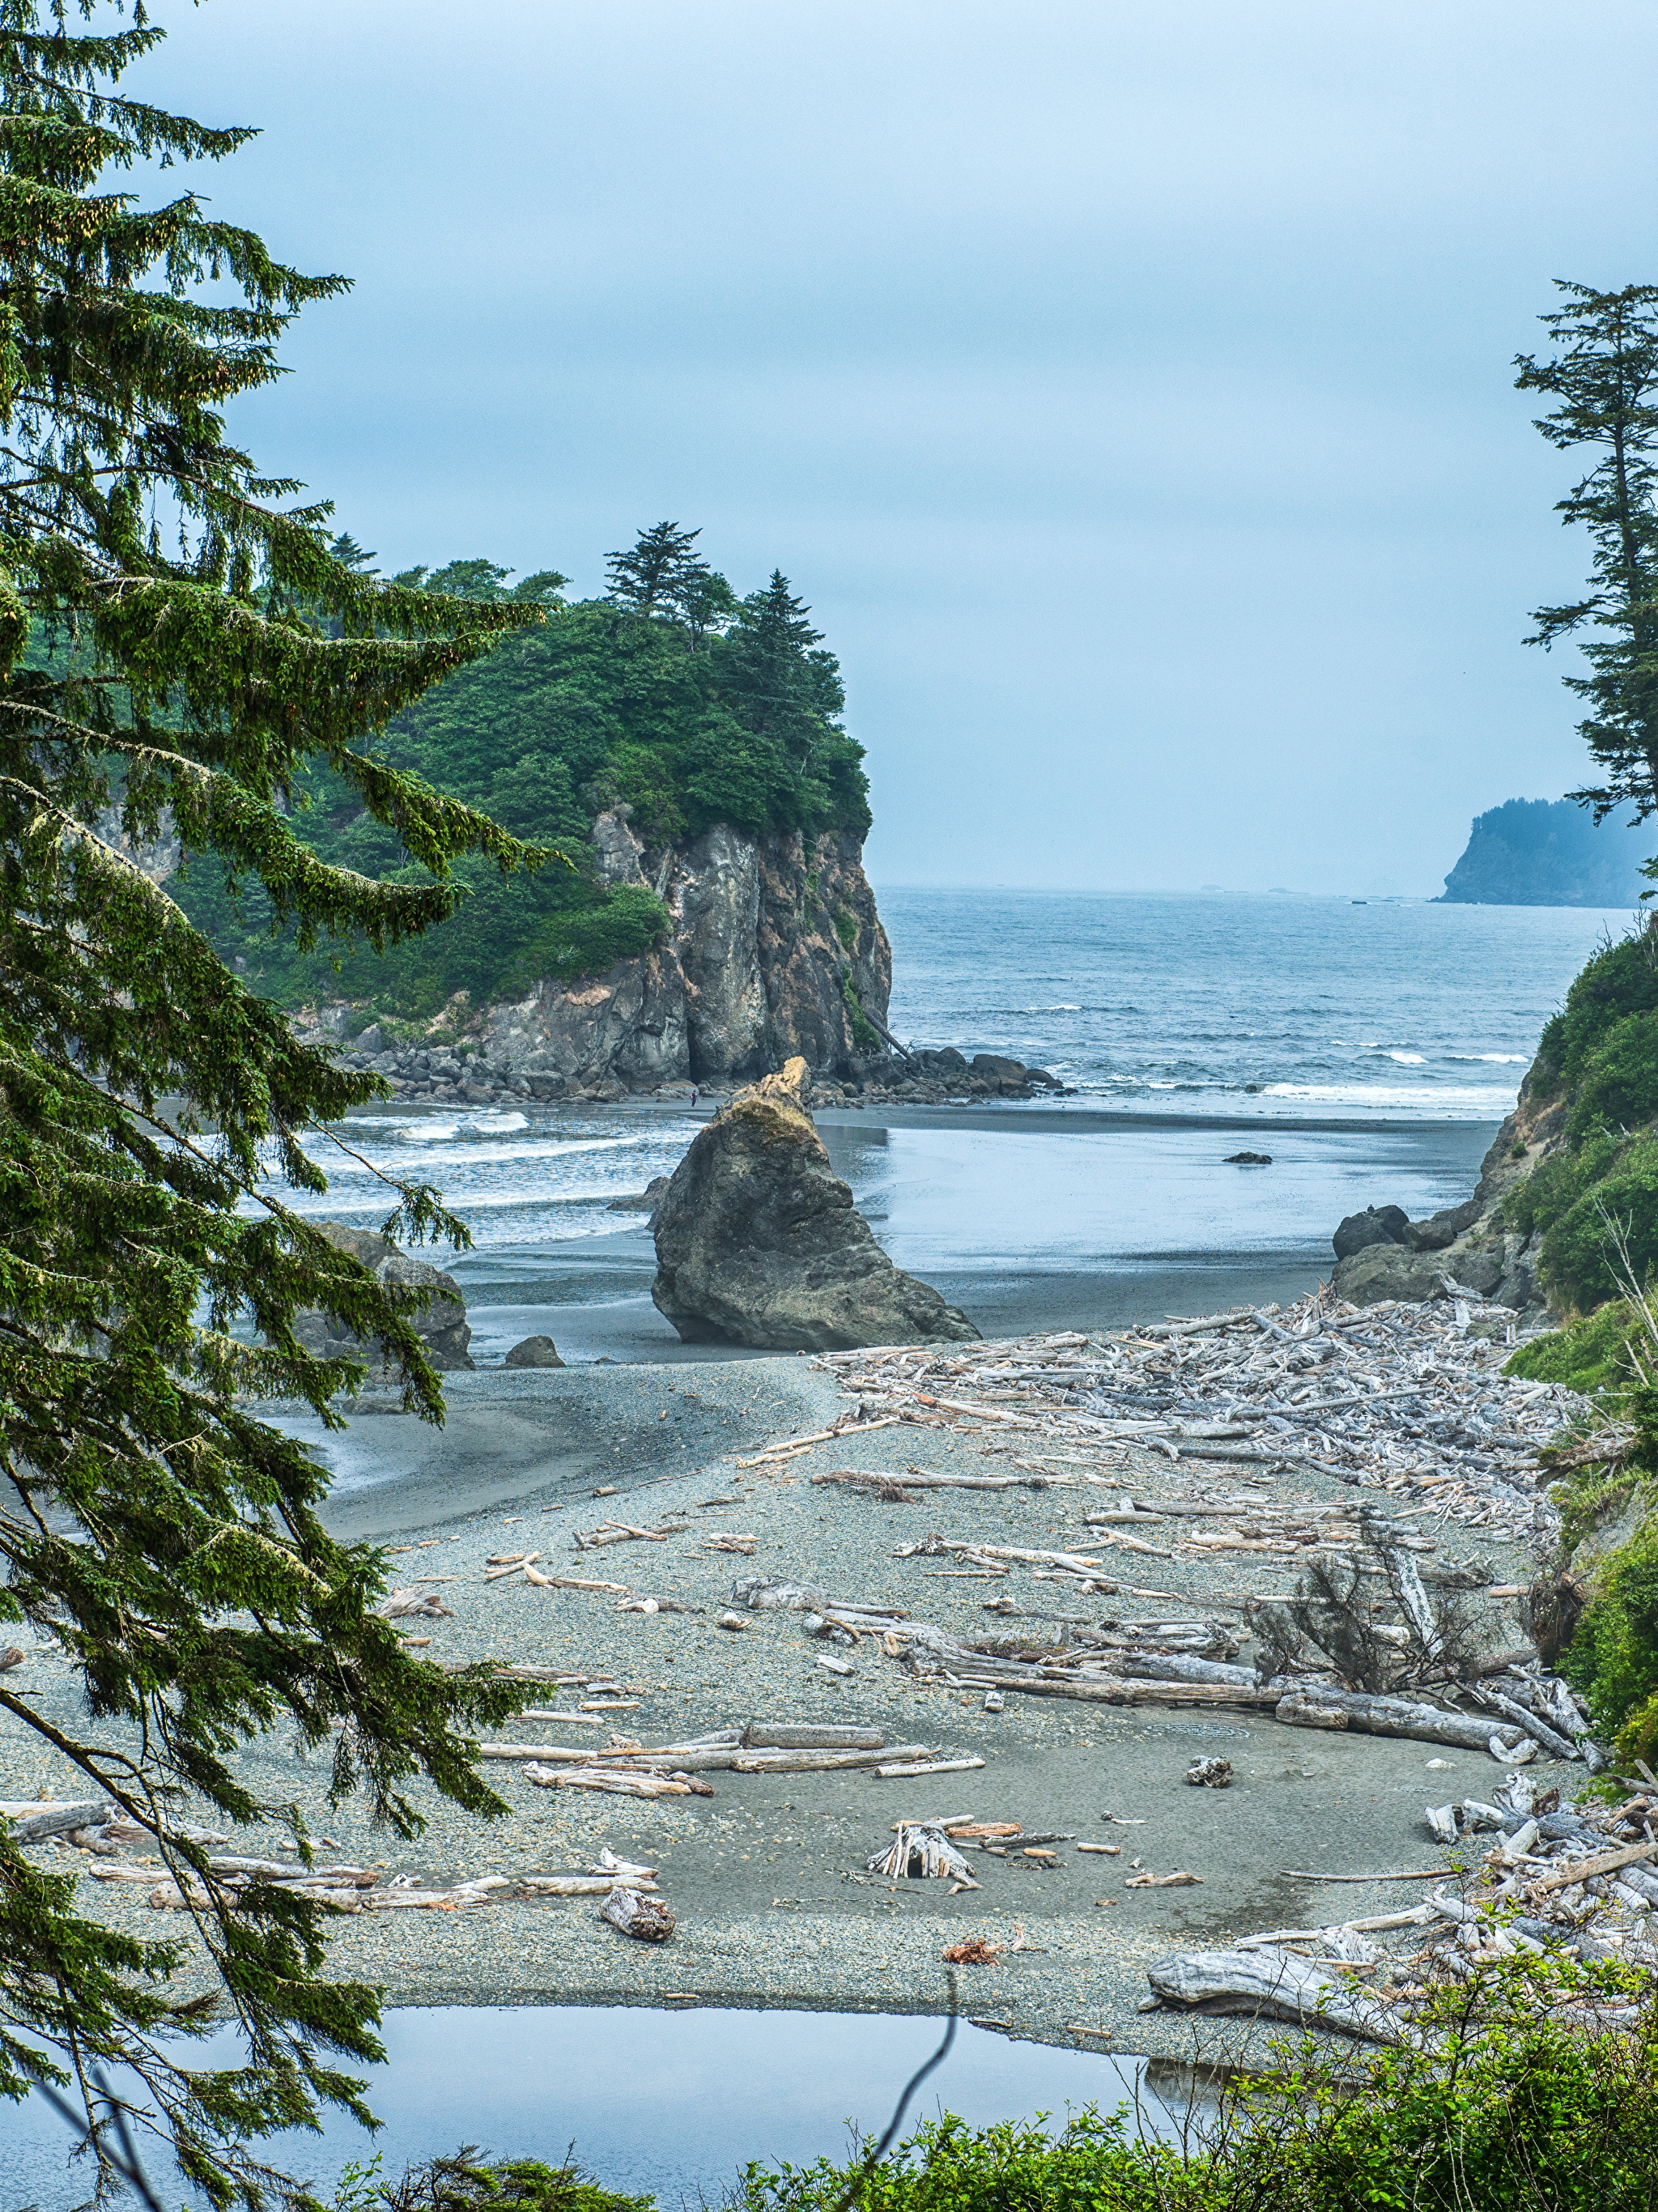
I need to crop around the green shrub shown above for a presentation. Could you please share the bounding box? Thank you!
[1561,1494,1658,1765]
[835,907,860,954]
[541,883,671,981]
[1537,926,1658,1091]
[1501,1125,1626,1242]
[841,973,881,1053]
[732,1984,1658,2212]
[1506,1298,1646,1393]
[1567,1010,1658,1138]
[1537,1134,1658,1310]
[346,2150,655,2212]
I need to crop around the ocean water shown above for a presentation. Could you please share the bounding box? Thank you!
[261,891,1629,1356]
[880,887,1626,1118]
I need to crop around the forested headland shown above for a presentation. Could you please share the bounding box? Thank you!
[1437,794,1647,907]
[172,526,873,1021]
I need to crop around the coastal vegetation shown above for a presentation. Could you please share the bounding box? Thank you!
[1491,287,1658,1326]
[0,8,551,2201]
[172,528,872,1021]
[1499,283,1658,1767]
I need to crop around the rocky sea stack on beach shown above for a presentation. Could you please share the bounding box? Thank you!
[651,1057,980,1348]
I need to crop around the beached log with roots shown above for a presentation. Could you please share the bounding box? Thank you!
[1248,1506,1497,1695]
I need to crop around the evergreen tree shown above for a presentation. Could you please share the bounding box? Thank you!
[1518,281,1658,824]
[602,518,732,633]
[717,570,842,786]
[0,7,554,2201]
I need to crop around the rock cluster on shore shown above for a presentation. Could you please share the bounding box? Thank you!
[1329,1105,1549,1316]
[311,1031,1065,1109]
[293,1221,475,1371]
[651,1057,980,1350]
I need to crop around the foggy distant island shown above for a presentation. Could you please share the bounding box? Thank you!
[1438,795,1649,907]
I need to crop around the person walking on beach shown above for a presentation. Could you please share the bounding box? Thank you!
[691,1086,699,1108]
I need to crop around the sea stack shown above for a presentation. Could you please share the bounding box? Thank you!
[651,1057,980,1351]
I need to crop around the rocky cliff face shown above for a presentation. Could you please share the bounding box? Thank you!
[1329,1074,1561,1316]
[322,815,891,1100]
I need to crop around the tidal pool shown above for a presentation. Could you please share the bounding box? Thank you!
[7,2004,1202,2209]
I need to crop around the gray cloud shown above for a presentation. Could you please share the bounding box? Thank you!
[132,0,1658,891]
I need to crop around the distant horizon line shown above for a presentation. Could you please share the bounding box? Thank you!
[864,880,1647,910]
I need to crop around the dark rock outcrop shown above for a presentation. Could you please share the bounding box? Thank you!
[1329,1105,1552,1314]
[504,1334,564,1368]
[1333,1205,1409,1260]
[432,818,889,1094]
[651,1058,980,1351]
[293,1221,474,1371]
[1401,1194,1485,1251]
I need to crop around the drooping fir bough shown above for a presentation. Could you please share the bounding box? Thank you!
[0,6,555,2202]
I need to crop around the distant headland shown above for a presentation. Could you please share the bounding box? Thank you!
[1437,795,1649,907]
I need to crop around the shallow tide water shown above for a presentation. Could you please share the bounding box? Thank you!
[8,2006,1193,2210]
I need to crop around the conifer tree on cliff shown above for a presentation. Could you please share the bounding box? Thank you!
[0,6,555,2201]
[1517,281,1658,826]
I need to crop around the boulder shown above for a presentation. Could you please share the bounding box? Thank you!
[1332,1204,1410,1261]
[504,1334,565,1368]
[1401,1195,1485,1251]
[651,1057,980,1351]
[293,1222,474,1371]
[1331,1232,1506,1308]
[971,1053,1030,1087]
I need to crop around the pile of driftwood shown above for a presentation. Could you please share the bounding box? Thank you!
[729,1548,1604,1767]
[477,1719,985,1790]
[1143,1772,1658,2042]
[816,1287,1580,1544]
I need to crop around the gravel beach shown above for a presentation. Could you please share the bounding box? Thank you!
[2,1326,1564,2060]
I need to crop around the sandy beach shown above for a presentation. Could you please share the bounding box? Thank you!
[6,1328,1560,2061]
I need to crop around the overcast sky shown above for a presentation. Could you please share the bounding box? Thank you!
[130,0,1658,895]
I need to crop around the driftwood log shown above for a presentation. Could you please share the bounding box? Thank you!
[480,1737,934,1772]
[814,1469,1057,1491]
[1476,1689,1579,1762]
[1,1799,110,1842]
[1146,1947,1408,2044]
[600,1887,676,1941]
[742,1724,883,1749]
[522,1766,695,1797]
[1276,1688,1525,1755]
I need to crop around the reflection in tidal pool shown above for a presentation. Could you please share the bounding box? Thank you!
[8,2006,1217,2209]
